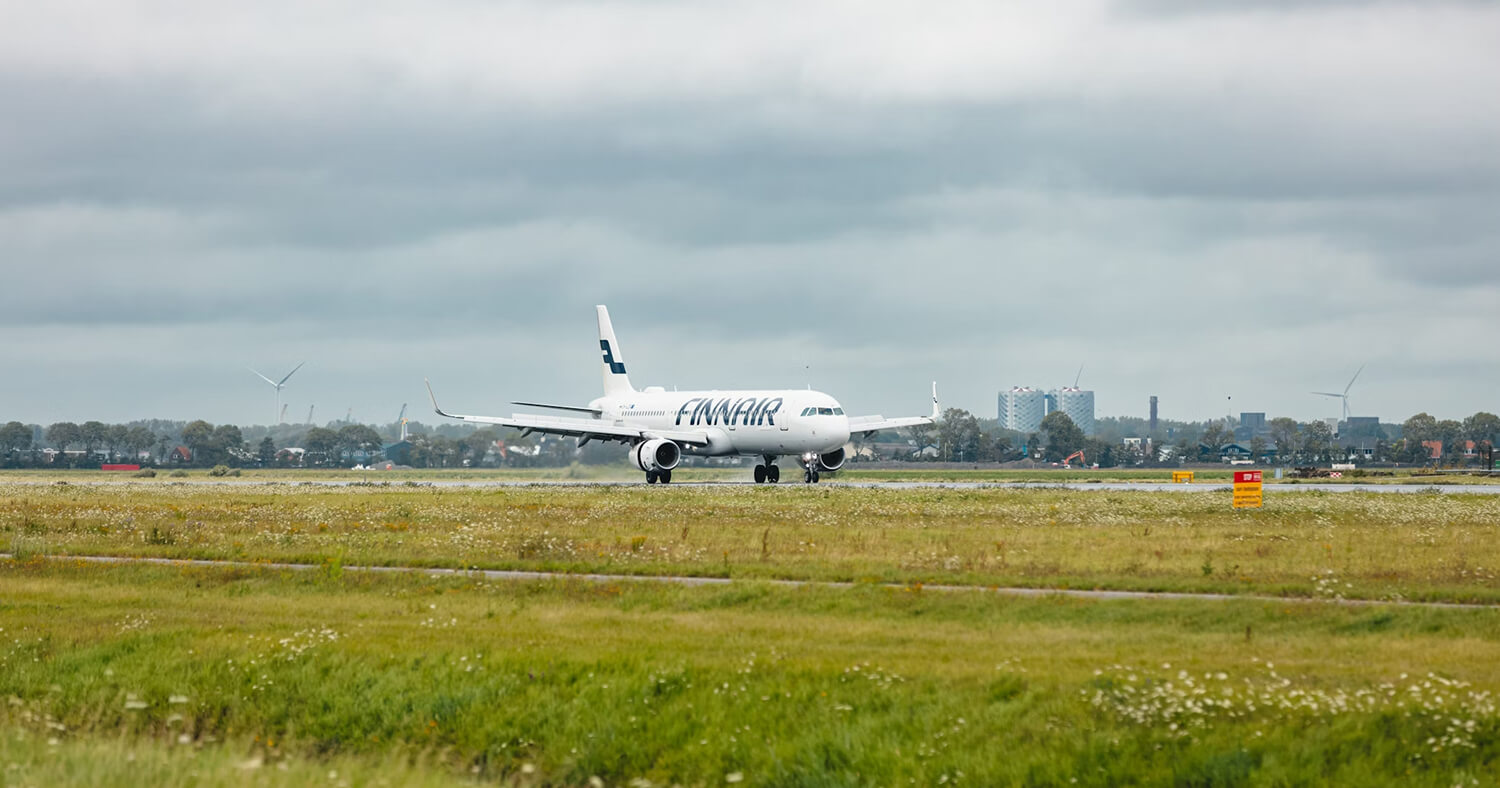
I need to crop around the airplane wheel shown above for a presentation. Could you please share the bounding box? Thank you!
[768,465,780,483]
[753,465,767,484]
[811,471,820,484]
[646,470,658,484]
[660,469,672,484]
[804,469,813,484]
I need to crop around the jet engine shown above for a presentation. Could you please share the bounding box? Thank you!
[816,448,846,472]
[632,438,681,473]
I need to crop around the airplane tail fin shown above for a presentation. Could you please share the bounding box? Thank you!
[596,305,636,397]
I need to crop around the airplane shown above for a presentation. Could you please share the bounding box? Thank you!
[426,305,938,484]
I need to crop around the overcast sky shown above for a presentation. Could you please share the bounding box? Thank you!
[2,0,1497,428]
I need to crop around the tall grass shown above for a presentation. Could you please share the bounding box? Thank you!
[4,484,1500,602]
[2,562,1498,785]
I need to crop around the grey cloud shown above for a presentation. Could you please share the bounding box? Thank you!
[1,1,1498,424]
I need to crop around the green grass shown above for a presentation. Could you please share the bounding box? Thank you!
[4,465,1496,485]
[6,483,1500,603]
[3,561,1500,786]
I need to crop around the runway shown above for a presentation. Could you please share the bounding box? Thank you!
[8,479,1500,494]
[9,552,1496,611]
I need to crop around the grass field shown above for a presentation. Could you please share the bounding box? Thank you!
[3,465,1496,485]
[2,561,1498,786]
[4,479,1500,784]
[5,482,1500,603]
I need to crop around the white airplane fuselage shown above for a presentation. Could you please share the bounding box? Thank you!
[428,305,934,483]
[590,389,851,457]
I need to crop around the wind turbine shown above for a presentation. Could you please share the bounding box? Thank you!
[396,403,409,441]
[1312,364,1364,421]
[306,405,315,425]
[250,362,305,426]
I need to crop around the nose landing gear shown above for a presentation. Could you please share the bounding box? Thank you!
[799,453,821,484]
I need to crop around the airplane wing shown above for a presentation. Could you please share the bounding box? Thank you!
[426,381,710,446]
[846,382,940,436]
[510,400,604,415]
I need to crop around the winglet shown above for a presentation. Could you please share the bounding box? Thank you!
[931,381,940,421]
[425,378,454,418]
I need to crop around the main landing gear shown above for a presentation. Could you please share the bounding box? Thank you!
[753,457,781,484]
[645,469,673,484]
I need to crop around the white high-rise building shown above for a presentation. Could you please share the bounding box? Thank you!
[1049,388,1096,436]
[998,387,1047,432]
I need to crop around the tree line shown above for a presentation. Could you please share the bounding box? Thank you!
[881,408,1500,468]
[4,407,1497,470]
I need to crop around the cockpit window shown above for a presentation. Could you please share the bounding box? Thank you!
[801,407,812,417]
[833,408,844,415]
[818,407,833,416]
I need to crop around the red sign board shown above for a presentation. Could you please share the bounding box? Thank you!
[1234,470,1262,485]
[101,464,141,472]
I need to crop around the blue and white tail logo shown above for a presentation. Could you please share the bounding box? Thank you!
[600,340,627,375]
[596,305,636,397]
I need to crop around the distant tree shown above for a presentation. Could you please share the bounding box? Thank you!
[1463,412,1500,449]
[980,431,1013,463]
[125,426,155,463]
[1,421,32,461]
[1301,420,1333,463]
[46,422,82,454]
[257,436,276,467]
[155,432,174,464]
[212,424,245,465]
[1268,418,1300,462]
[429,435,461,467]
[106,424,129,462]
[907,422,936,460]
[938,408,982,462]
[80,421,109,455]
[303,427,340,466]
[180,421,215,464]
[1249,436,1267,462]
[1039,411,1086,462]
[1435,419,1465,461]
[1402,413,1438,446]
[1200,424,1228,453]
[337,424,383,465]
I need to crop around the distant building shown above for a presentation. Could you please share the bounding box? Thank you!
[998,387,1046,433]
[1235,412,1267,443]
[383,440,414,467]
[1149,395,1158,433]
[1049,388,1096,436]
[1342,416,1382,439]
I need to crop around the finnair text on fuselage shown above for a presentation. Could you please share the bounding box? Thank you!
[673,396,783,427]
